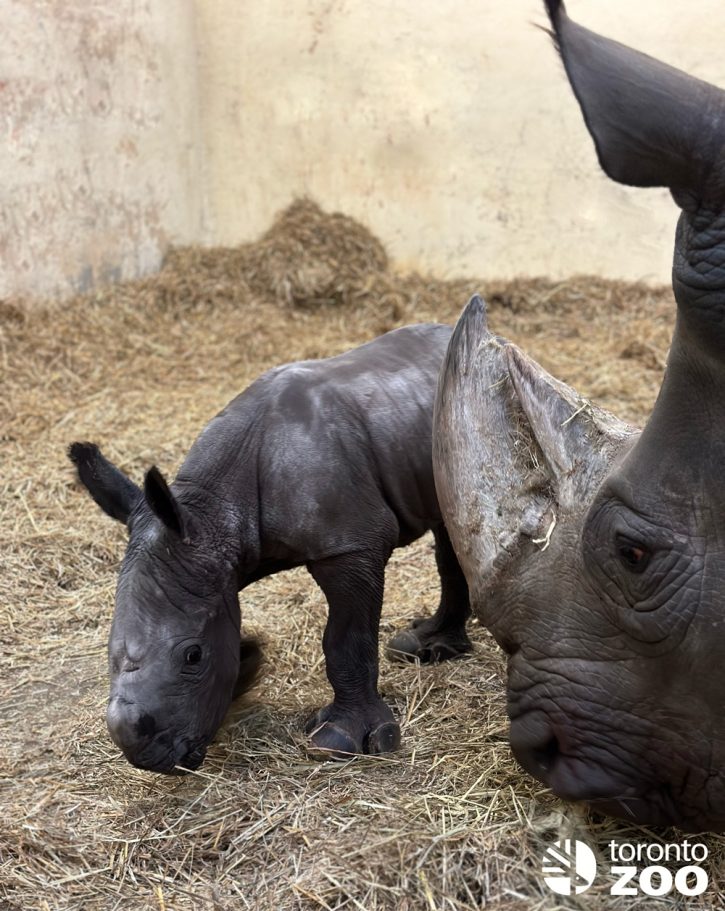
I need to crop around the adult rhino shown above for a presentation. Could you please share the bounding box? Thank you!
[69,324,471,773]
[400,0,725,831]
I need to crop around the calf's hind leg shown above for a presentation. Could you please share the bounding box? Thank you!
[305,548,401,757]
[387,524,472,663]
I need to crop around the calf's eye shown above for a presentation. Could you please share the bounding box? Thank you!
[184,645,203,666]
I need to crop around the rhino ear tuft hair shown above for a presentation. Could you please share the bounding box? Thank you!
[543,0,564,29]
[68,442,142,525]
[504,344,634,509]
[144,466,189,541]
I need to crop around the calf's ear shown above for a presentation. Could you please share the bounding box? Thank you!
[144,466,189,541]
[68,442,142,525]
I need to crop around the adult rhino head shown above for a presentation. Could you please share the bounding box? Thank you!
[434,0,725,831]
[69,443,261,773]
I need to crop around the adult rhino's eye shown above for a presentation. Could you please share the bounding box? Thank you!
[616,535,651,573]
[184,645,203,666]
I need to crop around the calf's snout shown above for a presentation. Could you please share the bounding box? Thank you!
[106,695,191,774]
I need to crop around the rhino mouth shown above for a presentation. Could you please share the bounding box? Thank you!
[176,742,207,772]
[584,784,725,833]
[587,791,680,828]
[509,709,725,831]
[161,738,209,774]
[125,738,209,775]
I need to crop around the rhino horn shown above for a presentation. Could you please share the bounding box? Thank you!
[433,295,634,603]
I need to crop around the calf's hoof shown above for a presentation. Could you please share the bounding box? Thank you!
[304,700,401,759]
[386,617,472,664]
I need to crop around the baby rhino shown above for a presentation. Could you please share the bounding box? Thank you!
[70,323,470,773]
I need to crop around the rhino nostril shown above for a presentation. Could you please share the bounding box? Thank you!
[106,699,157,752]
[532,735,560,774]
[510,714,561,783]
[500,636,520,656]
[135,713,157,738]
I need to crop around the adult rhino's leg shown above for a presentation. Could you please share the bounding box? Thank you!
[305,546,401,757]
[387,524,472,663]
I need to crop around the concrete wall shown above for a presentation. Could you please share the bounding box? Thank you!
[3,0,725,300]
[196,0,725,284]
[0,0,203,300]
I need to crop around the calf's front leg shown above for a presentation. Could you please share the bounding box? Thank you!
[305,550,401,757]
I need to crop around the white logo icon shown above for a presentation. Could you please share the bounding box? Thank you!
[542,839,597,895]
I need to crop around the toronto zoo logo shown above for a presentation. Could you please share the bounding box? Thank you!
[542,838,709,897]
[542,839,597,895]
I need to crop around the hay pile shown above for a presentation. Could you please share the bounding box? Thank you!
[164,198,389,308]
[2,199,721,911]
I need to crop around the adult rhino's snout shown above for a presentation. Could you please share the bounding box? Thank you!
[510,712,632,804]
[106,695,206,774]
[508,711,698,828]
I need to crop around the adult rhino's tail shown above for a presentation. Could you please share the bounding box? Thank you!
[546,0,725,355]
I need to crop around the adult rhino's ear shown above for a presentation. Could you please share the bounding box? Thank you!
[144,466,189,541]
[68,442,143,525]
[433,296,635,597]
[545,0,725,206]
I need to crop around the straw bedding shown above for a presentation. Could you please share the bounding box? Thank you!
[2,199,722,910]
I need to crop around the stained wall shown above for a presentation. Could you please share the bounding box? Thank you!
[0,0,202,300]
[195,0,725,283]
[4,1,724,300]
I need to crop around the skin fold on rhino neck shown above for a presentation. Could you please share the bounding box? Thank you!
[672,205,725,360]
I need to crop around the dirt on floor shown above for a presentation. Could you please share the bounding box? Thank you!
[2,199,722,911]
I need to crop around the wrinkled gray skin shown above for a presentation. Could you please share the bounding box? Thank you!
[409,0,725,832]
[70,324,470,773]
